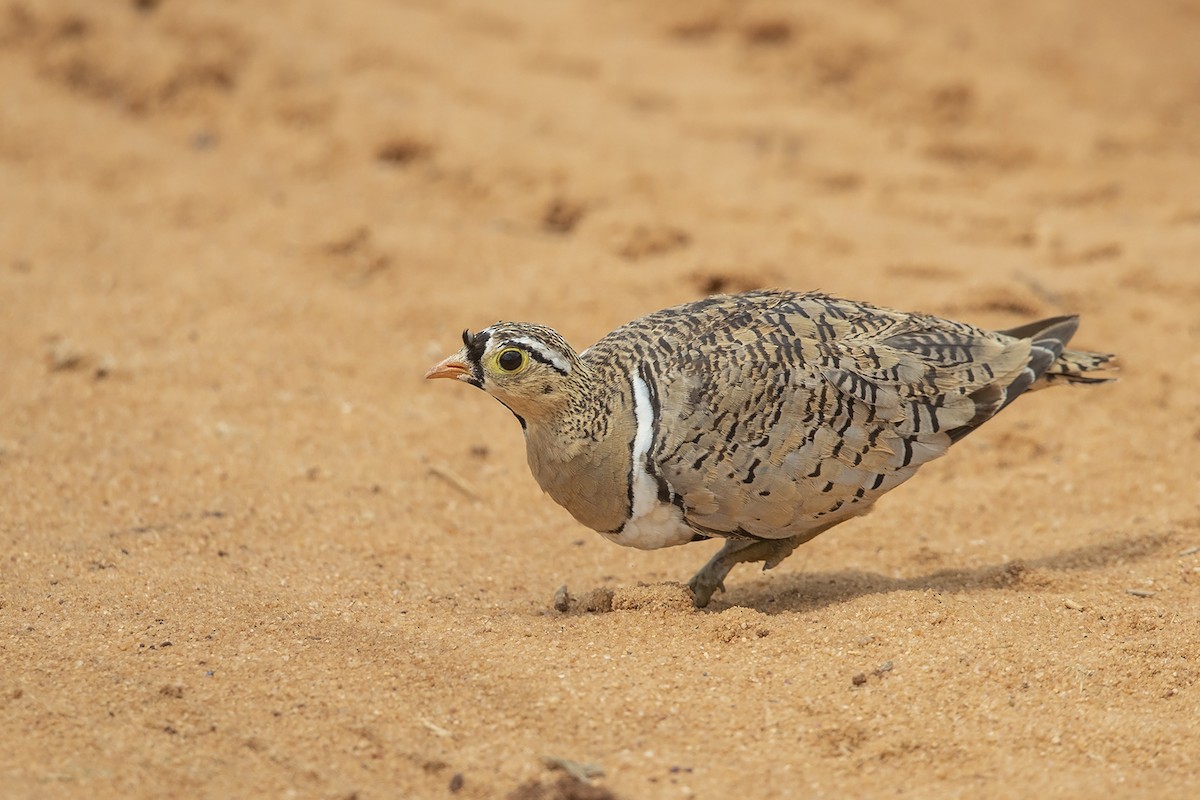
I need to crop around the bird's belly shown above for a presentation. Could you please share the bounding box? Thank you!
[601,501,695,550]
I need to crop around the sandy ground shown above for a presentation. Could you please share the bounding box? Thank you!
[3,1,1200,797]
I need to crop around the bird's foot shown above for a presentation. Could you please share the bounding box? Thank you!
[687,535,814,608]
[687,567,728,609]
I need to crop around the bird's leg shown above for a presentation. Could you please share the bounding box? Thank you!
[687,521,844,608]
[688,538,796,608]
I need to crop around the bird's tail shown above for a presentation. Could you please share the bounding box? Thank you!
[1039,348,1118,386]
[999,316,1118,390]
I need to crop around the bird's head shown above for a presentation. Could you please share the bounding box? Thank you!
[425,322,583,424]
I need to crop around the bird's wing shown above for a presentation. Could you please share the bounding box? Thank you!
[650,293,1049,540]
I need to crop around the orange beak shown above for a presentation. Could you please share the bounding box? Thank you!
[425,353,472,382]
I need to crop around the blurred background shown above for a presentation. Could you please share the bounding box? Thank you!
[2,1,1198,798]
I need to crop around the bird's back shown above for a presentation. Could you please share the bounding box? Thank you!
[582,289,1112,541]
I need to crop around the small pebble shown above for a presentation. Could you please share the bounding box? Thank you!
[1125,588,1156,598]
[1179,545,1200,556]
[449,773,464,793]
[553,584,570,613]
[1064,598,1084,611]
[851,672,867,687]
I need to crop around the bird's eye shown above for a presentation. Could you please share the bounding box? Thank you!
[497,348,525,372]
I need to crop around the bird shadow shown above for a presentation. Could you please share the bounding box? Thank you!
[713,528,1180,615]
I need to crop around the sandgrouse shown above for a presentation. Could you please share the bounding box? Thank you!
[426,290,1115,607]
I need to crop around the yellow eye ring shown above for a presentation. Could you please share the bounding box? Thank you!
[496,348,527,373]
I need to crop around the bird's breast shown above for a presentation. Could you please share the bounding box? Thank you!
[523,410,636,535]
[602,499,695,550]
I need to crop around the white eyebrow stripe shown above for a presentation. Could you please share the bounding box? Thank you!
[508,337,571,374]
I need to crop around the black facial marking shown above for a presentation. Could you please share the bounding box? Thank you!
[462,328,491,385]
[464,329,490,363]
[520,345,569,376]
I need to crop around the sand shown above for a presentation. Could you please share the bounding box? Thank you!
[2,1,1199,797]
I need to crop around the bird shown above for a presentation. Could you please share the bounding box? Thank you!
[425,289,1115,608]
